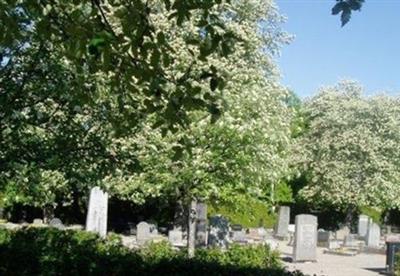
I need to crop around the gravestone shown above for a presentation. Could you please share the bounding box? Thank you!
[196,202,208,247]
[208,215,230,248]
[344,234,358,248]
[293,214,318,262]
[317,230,330,247]
[33,218,43,225]
[137,222,151,245]
[288,224,296,245]
[149,223,158,235]
[386,241,400,274]
[358,215,370,239]
[335,226,350,241]
[366,221,381,248]
[231,229,247,243]
[85,186,108,238]
[231,224,243,231]
[49,218,64,229]
[328,240,341,250]
[275,206,290,239]
[169,229,185,247]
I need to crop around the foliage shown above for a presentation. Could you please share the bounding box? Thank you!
[294,81,400,211]
[332,0,365,26]
[208,196,276,228]
[396,252,400,276]
[359,206,382,225]
[140,240,184,265]
[196,243,281,270]
[0,0,238,129]
[104,0,293,207]
[0,227,305,276]
[0,0,294,219]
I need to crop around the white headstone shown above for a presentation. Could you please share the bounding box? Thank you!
[169,229,185,247]
[335,226,350,241]
[293,214,318,262]
[137,221,151,245]
[85,187,108,238]
[33,218,43,225]
[275,206,290,239]
[358,215,370,238]
[366,221,381,248]
[49,218,64,229]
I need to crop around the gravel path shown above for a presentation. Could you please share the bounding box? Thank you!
[278,242,387,276]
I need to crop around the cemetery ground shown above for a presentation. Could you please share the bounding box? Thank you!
[280,242,386,276]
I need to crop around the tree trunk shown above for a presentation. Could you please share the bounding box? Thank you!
[345,205,356,229]
[187,199,197,258]
[271,182,276,212]
[173,198,186,231]
[43,206,55,224]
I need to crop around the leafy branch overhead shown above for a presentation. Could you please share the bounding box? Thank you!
[0,0,236,130]
[332,0,365,26]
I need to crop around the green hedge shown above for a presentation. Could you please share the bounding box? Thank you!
[0,227,304,276]
[208,198,276,228]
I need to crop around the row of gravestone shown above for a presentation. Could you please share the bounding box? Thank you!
[274,206,389,262]
[85,187,236,249]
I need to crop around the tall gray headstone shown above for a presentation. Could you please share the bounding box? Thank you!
[85,187,108,238]
[293,214,318,262]
[196,202,208,247]
[137,221,151,245]
[366,221,381,248]
[358,215,370,239]
[275,206,290,239]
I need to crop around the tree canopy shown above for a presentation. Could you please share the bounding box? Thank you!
[294,81,400,211]
[0,0,294,216]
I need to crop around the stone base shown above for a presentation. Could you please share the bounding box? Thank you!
[291,258,317,263]
[362,247,386,255]
[324,248,359,256]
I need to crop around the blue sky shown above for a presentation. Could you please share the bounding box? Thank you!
[275,0,400,98]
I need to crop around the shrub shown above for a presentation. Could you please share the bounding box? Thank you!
[196,243,281,270]
[208,197,276,228]
[395,252,400,276]
[0,227,305,276]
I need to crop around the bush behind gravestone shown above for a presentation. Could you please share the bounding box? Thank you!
[0,227,305,276]
[208,197,276,228]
